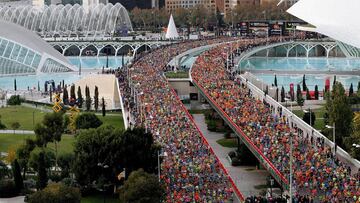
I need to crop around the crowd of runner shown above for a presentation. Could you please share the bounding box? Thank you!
[117,38,245,202]
[191,38,360,202]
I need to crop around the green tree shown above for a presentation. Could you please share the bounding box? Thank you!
[62,87,69,105]
[28,183,81,203]
[7,95,23,105]
[302,74,307,91]
[70,84,76,101]
[173,8,189,28]
[58,153,74,179]
[94,86,99,112]
[303,111,316,126]
[102,97,106,117]
[280,86,285,102]
[306,88,311,100]
[0,161,9,180]
[16,138,36,179]
[345,113,360,159]
[296,84,304,108]
[75,113,102,129]
[274,75,277,87]
[12,159,23,191]
[314,85,319,100]
[14,79,17,91]
[77,86,83,108]
[349,83,354,96]
[119,169,164,203]
[357,81,360,95]
[34,112,64,170]
[85,86,91,111]
[0,115,6,130]
[10,122,20,134]
[37,151,48,189]
[326,82,353,148]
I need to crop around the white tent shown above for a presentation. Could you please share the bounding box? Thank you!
[165,14,179,39]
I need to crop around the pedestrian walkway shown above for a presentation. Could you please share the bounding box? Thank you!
[0,196,25,203]
[0,130,34,134]
[192,114,270,198]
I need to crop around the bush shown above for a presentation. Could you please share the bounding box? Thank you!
[27,183,81,203]
[75,113,102,129]
[7,95,24,105]
[0,180,19,198]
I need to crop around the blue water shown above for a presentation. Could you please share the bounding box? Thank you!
[240,57,360,71]
[0,56,132,90]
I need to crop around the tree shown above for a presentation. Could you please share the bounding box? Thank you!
[10,122,20,134]
[77,86,83,108]
[85,86,91,111]
[12,159,23,191]
[94,86,99,112]
[302,74,307,91]
[37,151,48,189]
[0,116,6,130]
[16,138,36,179]
[58,153,74,179]
[34,112,64,171]
[7,95,23,105]
[102,97,106,117]
[306,88,311,100]
[70,84,76,101]
[303,111,316,126]
[358,81,360,94]
[38,81,40,92]
[274,75,277,87]
[296,84,304,108]
[173,8,189,28]
[349,83,354,96]
[14,79,17,91]
[326,82,353,148]
[75,113,102,129]
[314,85,319,100]
[28,183,81,203]
[119,169,164,203]
[62,87,69,105]
[0,161,9,180]
[345,113,360,159]
[280,86,285,102]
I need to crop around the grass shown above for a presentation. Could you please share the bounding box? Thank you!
[0,106,125,131]
[292,106,326,130]
[0,133,75,154]
[99,115,124,130]
[164,71,189,78]
[81,194,119,203]
[216,138,238,148]
[0,106,45,130]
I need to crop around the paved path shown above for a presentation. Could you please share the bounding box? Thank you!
[0,196,24,203]
[193,114,269,198]
[0,130,34,134]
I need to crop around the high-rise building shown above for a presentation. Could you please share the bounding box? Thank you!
[165,0,216,13]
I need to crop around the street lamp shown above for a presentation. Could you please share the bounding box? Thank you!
[325,123,336,156]
[97,163,109,203]
[157,150,168,182]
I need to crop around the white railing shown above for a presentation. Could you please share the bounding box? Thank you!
[238,74,360,170]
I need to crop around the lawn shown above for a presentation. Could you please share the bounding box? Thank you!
[0,105,125,131]
[0,133,75,154]
[293,106,326,130]
[164,71,189,78]
[0,106,45,130]
[216,138,238,148]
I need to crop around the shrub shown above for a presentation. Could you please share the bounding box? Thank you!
[0,180,19,198]
[27,183,81,203]
[75,113,102,129]
[7,95,24,105]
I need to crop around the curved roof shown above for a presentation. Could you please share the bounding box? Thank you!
[0,3,133,38]
[287,0,360,49]
[0,20,70,65]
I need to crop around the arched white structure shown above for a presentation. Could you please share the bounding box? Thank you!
[0,20,75,76]
[0,3,132,38]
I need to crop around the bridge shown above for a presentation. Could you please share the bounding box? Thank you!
[48,40,175,57]
[238,40,340,61]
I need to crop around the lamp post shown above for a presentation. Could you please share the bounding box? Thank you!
[97,163,109,203]
[157,149,168,182]
[325,123,336,156]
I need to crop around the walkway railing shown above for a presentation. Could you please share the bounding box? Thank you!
[192,79,289,190]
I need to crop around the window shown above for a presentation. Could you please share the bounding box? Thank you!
[3,42,14,58]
